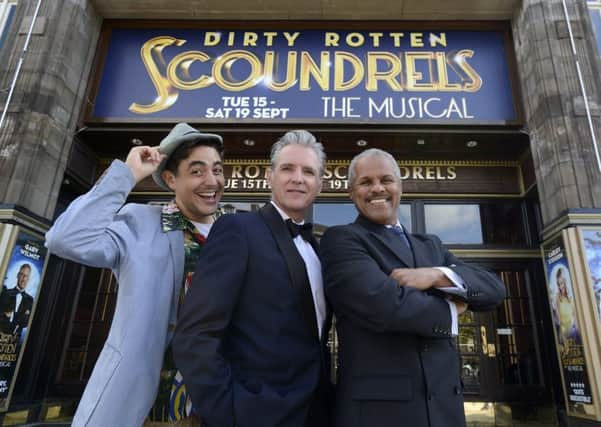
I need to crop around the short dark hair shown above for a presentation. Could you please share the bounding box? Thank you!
[164,139,224,175]
[19,264,32,273]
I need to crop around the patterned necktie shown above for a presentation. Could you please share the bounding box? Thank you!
[389,224,411,249]
[286,219,313,241]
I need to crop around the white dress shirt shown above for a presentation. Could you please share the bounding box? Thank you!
[11,291,23,323]
[270,201,326,338]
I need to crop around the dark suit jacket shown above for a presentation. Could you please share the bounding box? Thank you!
[320,216,506,427]
[173,204,331,427]
[0,286,34,333]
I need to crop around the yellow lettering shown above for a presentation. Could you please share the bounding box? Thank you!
[366,52,403,92]
[264,51,298,91]
[129,36,186,114]
[213,50,262,91]
[300,51,330,91]
[389,32,404,47]
[454,50,482,92]
[283,32,300,47]
[245,165,261,178]
[232,165,243,178]
[430,32,447,47]
[167,51,213,90]
[263,32,277,46]
[333,165,347,179]
[447,166,456,180]
[204,32,221,46]
[412,167,424,179]
[405,52,436,91]
[368,32,384,47]
[334,52,363,91]
[346,32,365,47]
[324,32,339,47]
[435,52,461,91]
[243,32,259,46]
[410,32,424,47]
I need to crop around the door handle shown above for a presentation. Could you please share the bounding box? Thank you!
[480,325,488,355]
[480,325,496,357]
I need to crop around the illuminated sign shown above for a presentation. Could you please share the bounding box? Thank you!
[92,27,518,124]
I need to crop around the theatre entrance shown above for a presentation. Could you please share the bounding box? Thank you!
[42,127,559,425]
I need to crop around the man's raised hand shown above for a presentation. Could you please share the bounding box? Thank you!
[125,146,166,183]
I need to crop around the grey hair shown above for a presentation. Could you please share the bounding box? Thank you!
[270,130,326,176]
[348,148,401,186]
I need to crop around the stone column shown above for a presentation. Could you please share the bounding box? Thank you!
[0,0,102,223]
[513,0,601,227]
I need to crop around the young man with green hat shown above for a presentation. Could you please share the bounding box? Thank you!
[45,122,224,427]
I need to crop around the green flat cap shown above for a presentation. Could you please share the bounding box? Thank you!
[152,122,223,190]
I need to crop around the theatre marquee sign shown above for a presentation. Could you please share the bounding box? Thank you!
[131,160,521,196]
[90,25,519,124]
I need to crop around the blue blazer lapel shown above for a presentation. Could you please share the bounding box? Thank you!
[355,216,415,268]
[259,203,319,341]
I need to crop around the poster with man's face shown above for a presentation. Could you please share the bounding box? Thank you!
[0,229,48,410]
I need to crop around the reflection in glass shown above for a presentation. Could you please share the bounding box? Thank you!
[313,204,412,232]
[219,202,264,215]
[424,204,483,244]
[398,204,412,232]
[313,203,357,228]
[459,310,475,324]
[459,327,477,353]
[461,355,480,386]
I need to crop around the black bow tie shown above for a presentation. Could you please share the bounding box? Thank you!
[286,219,313,241]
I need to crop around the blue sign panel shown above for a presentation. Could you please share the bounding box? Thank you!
[91,27,518,124]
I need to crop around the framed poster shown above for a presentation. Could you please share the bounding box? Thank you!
[542,234,596,418]
[579,227,601,324]
[0,224,49,411]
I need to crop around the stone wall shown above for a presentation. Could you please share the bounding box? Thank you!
[0,0,101,220]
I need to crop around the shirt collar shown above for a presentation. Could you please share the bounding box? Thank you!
[161,200,188,233]
[270,200,305,225]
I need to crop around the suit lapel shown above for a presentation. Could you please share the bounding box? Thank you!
[404,233,429,268]
[355,216,415,268]
[259,204,319,341]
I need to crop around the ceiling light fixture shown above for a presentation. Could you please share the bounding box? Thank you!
[243,139,256,147]
[356,139,368,147]
[466,140,478,148]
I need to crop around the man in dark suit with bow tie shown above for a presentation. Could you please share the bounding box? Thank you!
[173,130,331,427]
[320,149,506,427]
[0,264,34,336]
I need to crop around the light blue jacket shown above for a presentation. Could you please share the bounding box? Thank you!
[45,160,184,427]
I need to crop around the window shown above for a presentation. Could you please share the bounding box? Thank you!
[0,0,17,50]
[424,202,526,245]
[313,203,412,232]
[425,204,483,244]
